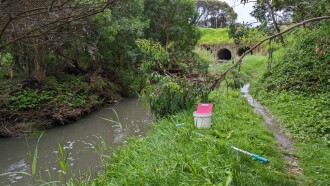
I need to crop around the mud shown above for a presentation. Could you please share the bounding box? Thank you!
[241,84,303,179]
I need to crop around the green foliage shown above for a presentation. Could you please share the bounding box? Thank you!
[137,40,212,117]
[136,39,169,73]
[92,76,107,92]
[228,23,250,44]
[95,0,147,67]
[56,92,87,108]
[231,54,330,185]
[44,76,59,89]
[143,77,193,118]
[9,76,92,111]
[9,89,53,111]
[283,0,330,23]
[143,0,200,52]
[27,133,44,177]
[261,24,330,92]
[252,84,330,185]
[193,47,215,74]
[0,52,13,68]
[254,90,330,141]
[115,67,146,97]
[142,74,213,118]
[59,75,90,94]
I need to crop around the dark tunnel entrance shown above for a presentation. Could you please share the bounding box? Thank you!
[217,48,232,60]
[237,47,253,56]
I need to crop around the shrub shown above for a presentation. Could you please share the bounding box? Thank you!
[142,76,211,118]
[261,23,330,92]
[9,89,53,111]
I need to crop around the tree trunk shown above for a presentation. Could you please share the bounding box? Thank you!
[266,1,285,45]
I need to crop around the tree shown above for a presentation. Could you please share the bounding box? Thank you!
[246,0,285,44]
[94,0,148,96]
[0,0,117,79]
[278,0,330,23]
[143,0,200,53]
[0,0,117,50]
[197,0,237,28]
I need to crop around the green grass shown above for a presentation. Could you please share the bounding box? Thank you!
[88,54,329,185]
[92,85,297,185]
[198,27,233,45]
[239,55,330,185]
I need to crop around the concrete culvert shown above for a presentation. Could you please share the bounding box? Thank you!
[217,48,232,60]
[237,47,253,56]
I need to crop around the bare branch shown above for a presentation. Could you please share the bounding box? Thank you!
[0,0,117,50]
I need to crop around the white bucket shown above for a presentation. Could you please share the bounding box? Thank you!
[193,111,212,128]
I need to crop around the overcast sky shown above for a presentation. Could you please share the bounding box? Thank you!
[220,0,258,24]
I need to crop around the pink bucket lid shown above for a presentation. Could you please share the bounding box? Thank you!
[196,103,213,114]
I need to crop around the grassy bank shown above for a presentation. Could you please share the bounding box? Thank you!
[240,55,330,185]
[92,82,297,185]
[89,54,329,185]
[198,27,233,45]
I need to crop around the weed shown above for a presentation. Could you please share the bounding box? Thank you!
[239,54,330,185]
[92,87,297,185]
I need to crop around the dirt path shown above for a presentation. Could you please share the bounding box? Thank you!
[241,84,303,180]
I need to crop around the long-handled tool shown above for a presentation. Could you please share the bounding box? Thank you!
[231,146,269,163]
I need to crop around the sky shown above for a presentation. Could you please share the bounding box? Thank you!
[220,0,258,24]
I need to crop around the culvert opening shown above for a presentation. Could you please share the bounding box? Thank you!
[237,47,253,56]
[217,48,232,60]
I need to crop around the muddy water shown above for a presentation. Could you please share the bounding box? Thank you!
[241,84,302,176]
[0,98,152,186]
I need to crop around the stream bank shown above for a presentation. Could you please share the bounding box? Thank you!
[0,75,124,137]
[91,88,298,185]
[0,98,152,185]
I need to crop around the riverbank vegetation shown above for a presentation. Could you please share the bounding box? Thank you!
[248,23,330,185]
[1,0,330,185]
[92,81,297,185]
[91,2,330,184]
[0,0,204,137]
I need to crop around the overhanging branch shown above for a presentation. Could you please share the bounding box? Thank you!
[0,0,117,50]
[210,16,330,90]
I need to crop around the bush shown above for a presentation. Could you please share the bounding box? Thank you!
[261,23,330,92]
[9,89,53,111]
[142,76,211,118]
[45,76,59,89]
[115,68,146,97]
[193,47,214,74]
[56,92,87,108]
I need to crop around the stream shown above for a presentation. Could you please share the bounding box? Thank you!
[0,98,152,186]
[241,84,302,177]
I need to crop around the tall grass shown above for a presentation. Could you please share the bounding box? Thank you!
[92,86,297,185]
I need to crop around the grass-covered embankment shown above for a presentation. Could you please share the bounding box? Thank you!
[198,27,266,46]
[93,81,297,185]
[199,27,233,45]
[240,54,330,185]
